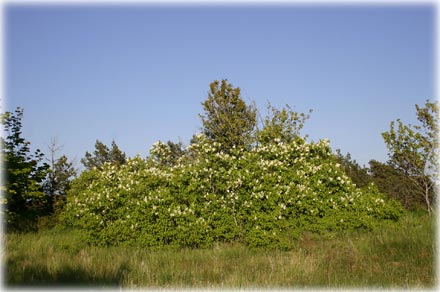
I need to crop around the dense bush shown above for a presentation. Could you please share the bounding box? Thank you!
[63,135,404,249]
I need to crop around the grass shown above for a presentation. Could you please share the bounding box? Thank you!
[4,211,435,289]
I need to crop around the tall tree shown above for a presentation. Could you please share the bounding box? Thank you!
[1,107,49,231]
[81,139,126,170]
[199,79,257,151]
[382,100,438,215]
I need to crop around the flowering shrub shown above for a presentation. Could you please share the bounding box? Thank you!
[63,136,404,248]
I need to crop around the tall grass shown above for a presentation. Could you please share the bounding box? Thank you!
[4,211,434,288]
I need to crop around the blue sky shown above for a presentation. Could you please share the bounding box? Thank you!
[4,3,435,169]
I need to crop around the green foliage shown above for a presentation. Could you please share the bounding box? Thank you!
[334,150,371,188]
[51,155,76,196]
[81,140,126,170]
[64,135,403,249]
[1,107,49,232]
[148,140,186,167]
[199,79,257,151]
[369,160,427,210]
[40,154,77,228]
[44,155,76,202]
[257,103,312,145]
[382,100,438,214]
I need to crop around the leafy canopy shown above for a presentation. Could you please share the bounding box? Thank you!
[382,100,438,214]
[257,103,312,145]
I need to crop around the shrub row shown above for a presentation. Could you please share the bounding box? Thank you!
[63,135,404,248]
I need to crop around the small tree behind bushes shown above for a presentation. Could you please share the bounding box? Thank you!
[81,140,126,170]
[369,160,425,210]
[200,79,257,151]
[332,151,428,211]
[334,150,371,188]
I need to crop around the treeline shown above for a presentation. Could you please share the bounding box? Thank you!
[1,79,438,234]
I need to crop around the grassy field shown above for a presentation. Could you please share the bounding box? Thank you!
[4,211,435,289]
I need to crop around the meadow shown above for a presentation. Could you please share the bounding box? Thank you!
[4,210,435,289]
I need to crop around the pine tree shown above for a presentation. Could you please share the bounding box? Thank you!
[1,107,49,231]
[81,139,126,170]
[199,80,257,151]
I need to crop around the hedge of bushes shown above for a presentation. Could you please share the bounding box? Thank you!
[63,135,403,249]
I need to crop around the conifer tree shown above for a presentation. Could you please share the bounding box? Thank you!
[1,107,49,231]
[199,79,257,151]
[81,139,126,170]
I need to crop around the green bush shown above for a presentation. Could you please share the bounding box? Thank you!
[63,135,404,248]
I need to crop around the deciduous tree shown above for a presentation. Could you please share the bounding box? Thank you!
[382,100,438,215]
[257,103,312,145]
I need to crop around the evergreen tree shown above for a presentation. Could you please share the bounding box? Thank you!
[81,139,126,170]
[1,107,49,231]
[369,160,424,210]
[334,150,371,188]
[44,154,76,212]
[199,79,257,151]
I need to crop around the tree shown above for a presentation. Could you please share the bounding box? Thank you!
[382,100,439,215]
[149,140,186,167]
[43,138,77,214]
[334,150,371,188]
[369,160,423,210]
[257,103,312,145]
[1,107,49,231]
[199,79,257,151]
[81,139,126,170]
[44,138,63,197]
[51,155,77,196]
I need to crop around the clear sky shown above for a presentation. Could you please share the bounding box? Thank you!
[4,3,435,170]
